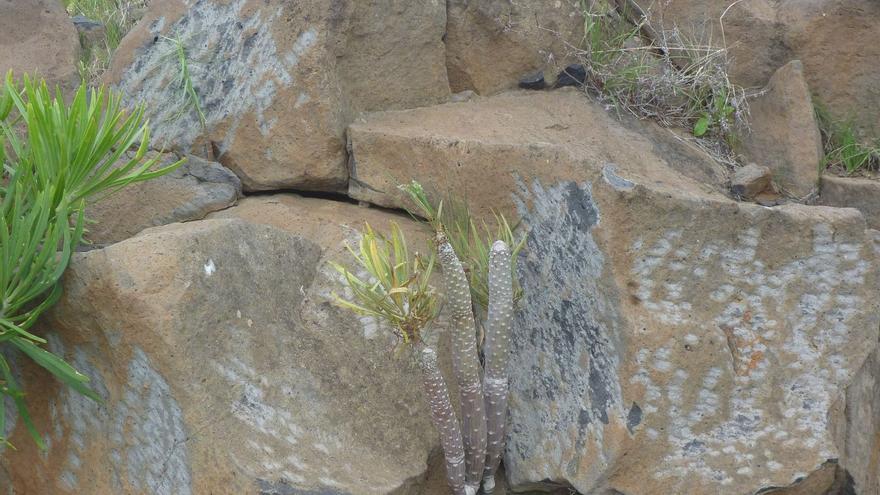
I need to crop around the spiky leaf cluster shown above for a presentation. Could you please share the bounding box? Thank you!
[0,72,182,448]
[398,181,525,310]
[331,222,439,344]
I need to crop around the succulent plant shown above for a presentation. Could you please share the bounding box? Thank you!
[333,184,522,494]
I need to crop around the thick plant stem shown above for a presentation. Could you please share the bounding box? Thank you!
[438,236,487,491]
[481,241,513,493]
[414,343,469,495]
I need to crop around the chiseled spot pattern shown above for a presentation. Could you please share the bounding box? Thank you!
[116,0,318,151]
[506,179,626,486]
[46,340,190,494]
[630,223,871,486]
[212,356,401,493]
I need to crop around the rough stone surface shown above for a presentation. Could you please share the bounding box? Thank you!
[348,89,728,215]
[0,0,81,93]
[640,0,880,136]
[72,15,107,54]
[739,61,823,199]
[1,215,444,494]
[85,153,241,245]
[731,163,772,200]
[445,0,584,95]
[835,254,880,495]
[820,175,880,231]
[346,90,880,494]
[106,0,450,191]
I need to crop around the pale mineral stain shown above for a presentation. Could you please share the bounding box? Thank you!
[632,221,869,485]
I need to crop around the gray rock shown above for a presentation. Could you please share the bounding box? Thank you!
[71,16,107,53]
[105,0,450,191]
[84,153,241,245]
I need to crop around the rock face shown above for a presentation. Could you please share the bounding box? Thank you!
[346,90,880,494]
[445,0,584,95]
[739,61,823,199]
[105,0,450,192]
[640,0,880,136]
[85,153,241,245]
[730,163,772,200]
[0,0,80,92]
[836,312,880,495]
[348,89,728,214]
[820,175,880,231]
[1,212,445,494]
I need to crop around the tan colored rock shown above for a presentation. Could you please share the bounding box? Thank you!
[0,0,81,93]
[835,282,880,495]
[1,212,445,494]
[820,175,880,230]
[445,0,584,95]
[778,0,880,137]
[730,163,771,199]
[348,89,728,216]
[346,89,880,494]
[85,153,241,245]
[106,0,450,192]
[823,229,880,495]
[739,61,823,199]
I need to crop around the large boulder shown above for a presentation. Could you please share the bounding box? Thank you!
[445,0,584,95]
[638,0,880,136]
[85,153,242,245]
[105,0,450,192]
[0,0,81,93]
[0,210,447,494]
[346,89,880,494]
[348,89,729,213]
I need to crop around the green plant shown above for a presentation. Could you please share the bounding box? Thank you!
[330,223,471,494]
[398,181,525,312]
[330,223,439,344]
[573,0,747,164]
[693,86,735,137]
[396,181,521,494]
[814,103,880,174]
[333,186,520,494]
[64,0,148,82]
[162,35,206,128]
[0,72,181,448]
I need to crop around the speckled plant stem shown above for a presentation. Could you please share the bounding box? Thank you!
[481,241,513,494]
[414,342,468,495]
[438,235,487,493]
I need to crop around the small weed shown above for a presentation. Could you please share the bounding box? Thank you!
[64,0,148,83]
[814,103,880,175]
[567,0,748,166]
[161,35,206,128]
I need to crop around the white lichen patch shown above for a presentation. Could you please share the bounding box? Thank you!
[116,0,319,152]
[210,355,406,494]
[629,221,874,487]
[47,342,191,495]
